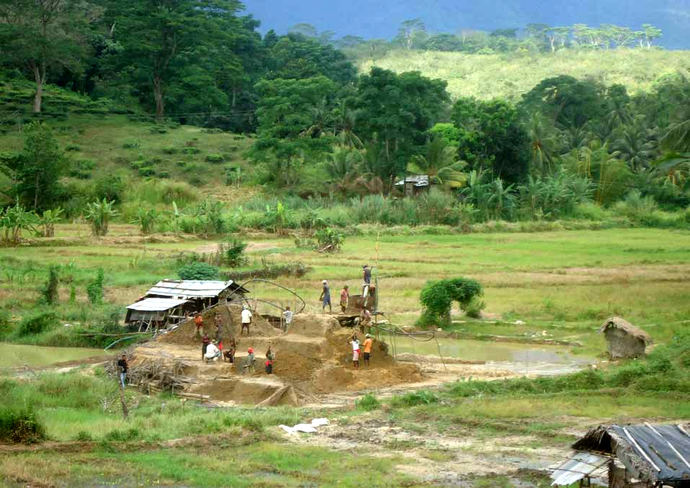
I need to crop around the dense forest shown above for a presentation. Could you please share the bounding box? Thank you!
[0,0,688,236]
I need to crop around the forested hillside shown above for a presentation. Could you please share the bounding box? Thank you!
[0,0,688,240]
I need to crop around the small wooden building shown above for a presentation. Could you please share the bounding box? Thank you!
[552,423,690,488]
[600,317,652,359]
[125,280,249,330]
[394,174,430,197]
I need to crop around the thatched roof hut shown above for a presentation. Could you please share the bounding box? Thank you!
[600,317,652,359]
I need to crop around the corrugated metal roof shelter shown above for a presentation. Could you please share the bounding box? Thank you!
[127,298,188,312]
[125,298,189,329]
[553,423,690,487]
[145,280,248,300]
[551,452,609,486]
[395,174,431,197]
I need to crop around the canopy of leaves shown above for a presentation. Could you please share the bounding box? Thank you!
[419,278,483,326]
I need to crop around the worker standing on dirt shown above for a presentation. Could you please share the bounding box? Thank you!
[246,347,256,373]
[224,336,237,363]
[359,308,372,333]
[194,313,204,338]
[265,346,275,374]
[362,334,373,367]
[214,313,223,339]
[350,335,360,369]
[340,285,350,314]
[201,333,210,360]
[282,306,293,331]
[320,280,332,314]
[241,306,252,335]
[362,265,373,306]
[117,354,128,388]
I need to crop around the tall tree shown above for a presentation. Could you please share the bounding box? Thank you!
[104,0,250,119]
[0,0,95,112]
[452,97,530,183]
[8,122,67,211]
[250,76,337,186]
[354,67,449,186]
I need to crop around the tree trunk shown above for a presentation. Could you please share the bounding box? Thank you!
[32,64,43,113]
[34,172,40,210]
[153,77,165,119]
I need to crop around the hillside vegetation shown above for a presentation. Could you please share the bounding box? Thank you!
[359,49,690,100]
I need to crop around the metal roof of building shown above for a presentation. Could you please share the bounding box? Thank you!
[145,280,248,299]
[551,452,609,486]
[394,174,430,187]
[570,423,690,487]
[126,298,188,312]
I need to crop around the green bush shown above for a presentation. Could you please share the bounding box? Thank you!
[223,239,248,268]
[17,311,58,336]
[104,428,140,442]
[74,430,92,441]
[161,146,177,154]
[356,393,381,411]
[205,153,224,163]
[86,268,105,304]
[418,278,483,326]
[0,310,12,339]
[178,262,219,280]
[315,227,344,252]
[40,266,60,305]
[390,390,438,407]
[0,407,46,444]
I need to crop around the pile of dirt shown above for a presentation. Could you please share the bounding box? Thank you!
[133,311,423,406]
[158,303,279,346]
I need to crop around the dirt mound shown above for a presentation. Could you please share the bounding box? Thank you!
[133,309,423,406]
[287,314,340,337]
[158,304,280,346]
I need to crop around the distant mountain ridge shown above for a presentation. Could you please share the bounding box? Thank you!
[243,0,690,49]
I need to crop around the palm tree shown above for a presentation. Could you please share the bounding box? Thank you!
[612,122,657,172]
[654,118,690,185]
[333,101,363,149]
[407,137,467,188]
[526,114,557,176]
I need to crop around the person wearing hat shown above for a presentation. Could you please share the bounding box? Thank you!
[362,334,374,367]
[362,265,372,305]
[319,280,332,314]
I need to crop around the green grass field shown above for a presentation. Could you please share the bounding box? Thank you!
[1,226,688,356]
[358,49,690,100]
[0,226,688,487]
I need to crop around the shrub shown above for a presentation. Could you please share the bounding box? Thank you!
[41,266,59,305]
[205,153,224,163]
[94,175,125,204]
[161,146,177,154]
[18,311,58,336]
[69,159,95,179]
[315,227,344,253]
[132,208,158,235]
[464,296,485,318]
[223,239,248,268]
[0,310,12,339]
[178,262,219,280]
[74,430,92,441]
[104,428,140,442]
[390,390,438,407]
[418,278,483,326]
[356,393,381,411]
[0,407,46,444]
[84,199,117,236]
[86,268,105,304]
[122,139,140,149]
[39,208,63,238]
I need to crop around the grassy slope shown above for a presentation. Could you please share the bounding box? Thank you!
[358,49,690,100]
[0,111,255,206]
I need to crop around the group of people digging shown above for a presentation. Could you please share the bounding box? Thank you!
[193,307,274,375]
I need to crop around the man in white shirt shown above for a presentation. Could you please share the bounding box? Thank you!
[241,306,252,336]
[204,341,221,362]
[282,306,293,331]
